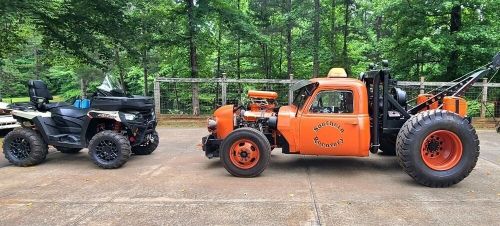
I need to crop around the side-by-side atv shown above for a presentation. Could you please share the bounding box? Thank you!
[1,76,159,169]
[202,53,500,187]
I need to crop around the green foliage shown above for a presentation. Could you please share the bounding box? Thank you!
[467,100,494,117]
[1,0,499,116]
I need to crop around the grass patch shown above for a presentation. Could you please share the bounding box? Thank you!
[2,96,64,103]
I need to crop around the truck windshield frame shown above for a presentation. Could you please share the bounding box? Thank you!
[292,83,317,110]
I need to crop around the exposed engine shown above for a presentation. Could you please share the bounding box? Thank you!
[234,90,279,133]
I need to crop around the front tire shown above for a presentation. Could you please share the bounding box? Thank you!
[220,128,271,177]
[88,131,131,169]
[3,128,48,167]
[132,131,159,155]
[396,110,479,187]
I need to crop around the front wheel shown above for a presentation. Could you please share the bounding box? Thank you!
[220,128,271,177]
[3,128,48,167]
[88,131,131,169]
[396,110,479,187]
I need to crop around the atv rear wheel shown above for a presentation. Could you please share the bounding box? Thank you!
[396,110,479,187]
[220,128,271,177]
[55,146,82,154]
[3,128,48,167]
[88,130,131,169]
[132,131,159,155]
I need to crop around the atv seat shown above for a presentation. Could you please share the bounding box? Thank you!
[28,80,69,111]
[50,106,89,119]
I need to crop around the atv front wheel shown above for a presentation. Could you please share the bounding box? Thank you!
[396,110,479,187]
[220,128,271,177]
[55,146,82,154]
[3,128,48,167]
[88,131,131,169]
[132,131,159,155]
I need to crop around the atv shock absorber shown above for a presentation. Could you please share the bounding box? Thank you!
[113,122,122,132]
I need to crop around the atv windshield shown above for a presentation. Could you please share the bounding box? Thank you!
[97,75,125,96]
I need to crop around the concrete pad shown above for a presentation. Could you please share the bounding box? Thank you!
[0,128,498,225]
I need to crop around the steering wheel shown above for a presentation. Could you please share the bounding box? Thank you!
[320,107,333,113]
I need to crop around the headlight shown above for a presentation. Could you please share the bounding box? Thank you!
[207,118,217,132]
[123,113,137,121]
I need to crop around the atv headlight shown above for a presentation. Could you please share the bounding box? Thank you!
[123,113,137,121]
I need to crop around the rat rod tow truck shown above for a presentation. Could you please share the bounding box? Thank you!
[202,53,500,187]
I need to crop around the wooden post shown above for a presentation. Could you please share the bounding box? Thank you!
[221,73,227,106]
[419,76,425,94]
[154,79,161,115]
[289,74,294,105]
[481,77,488,118]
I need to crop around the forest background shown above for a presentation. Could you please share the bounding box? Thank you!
[0,0,498,115]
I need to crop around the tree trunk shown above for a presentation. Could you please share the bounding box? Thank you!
[34,48,40,79]
[330,0,336,65]
[312,0,321,77]
[217,19,222,76]
[285,0,293,77]
[142,48,148,96]
[114,46,126,92]
[187,0,200,115]
[237,0,242,103]
[375,16,382,61]
[342,0,349,72]
[80,77,87,99]
[446,4,461,79]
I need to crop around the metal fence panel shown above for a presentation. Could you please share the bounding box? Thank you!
[155,76,500,118]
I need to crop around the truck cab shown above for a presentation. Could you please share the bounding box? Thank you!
[277,76,370,157]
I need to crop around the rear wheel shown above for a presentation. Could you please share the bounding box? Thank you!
[55,146,82,154]
[132,131,159,155]
[220,128,271,177]
[3,128,48,167]
[88,131,131,169]
[396,110,479,187]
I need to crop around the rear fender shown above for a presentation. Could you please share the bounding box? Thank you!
[11,110,51,120]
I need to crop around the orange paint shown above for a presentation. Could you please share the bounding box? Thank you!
[417,94,438,111]
[214,105,234,139]
[248,90,278,99]
[278,78,370,156]
[228,138,261,169]
[277,105,300,153]
[420,130,463,170]
[442,96,467,117]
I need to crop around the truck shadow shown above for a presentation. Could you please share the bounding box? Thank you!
[269,155,402,174]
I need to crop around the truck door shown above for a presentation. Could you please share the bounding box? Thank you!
[298,89,365,156]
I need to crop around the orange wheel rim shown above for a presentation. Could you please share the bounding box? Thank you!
[229,139,260,169]
[420,130,463,171]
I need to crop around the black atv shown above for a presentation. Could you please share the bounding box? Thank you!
[2,75,159,169]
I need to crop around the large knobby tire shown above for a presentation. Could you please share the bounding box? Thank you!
[379,134,397,155]
[55,146,82,154]
[88,130,131,169]
[132,131,159,155]
[220,128,271,177]
[2,128,48,167]
[396,110,479,187]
